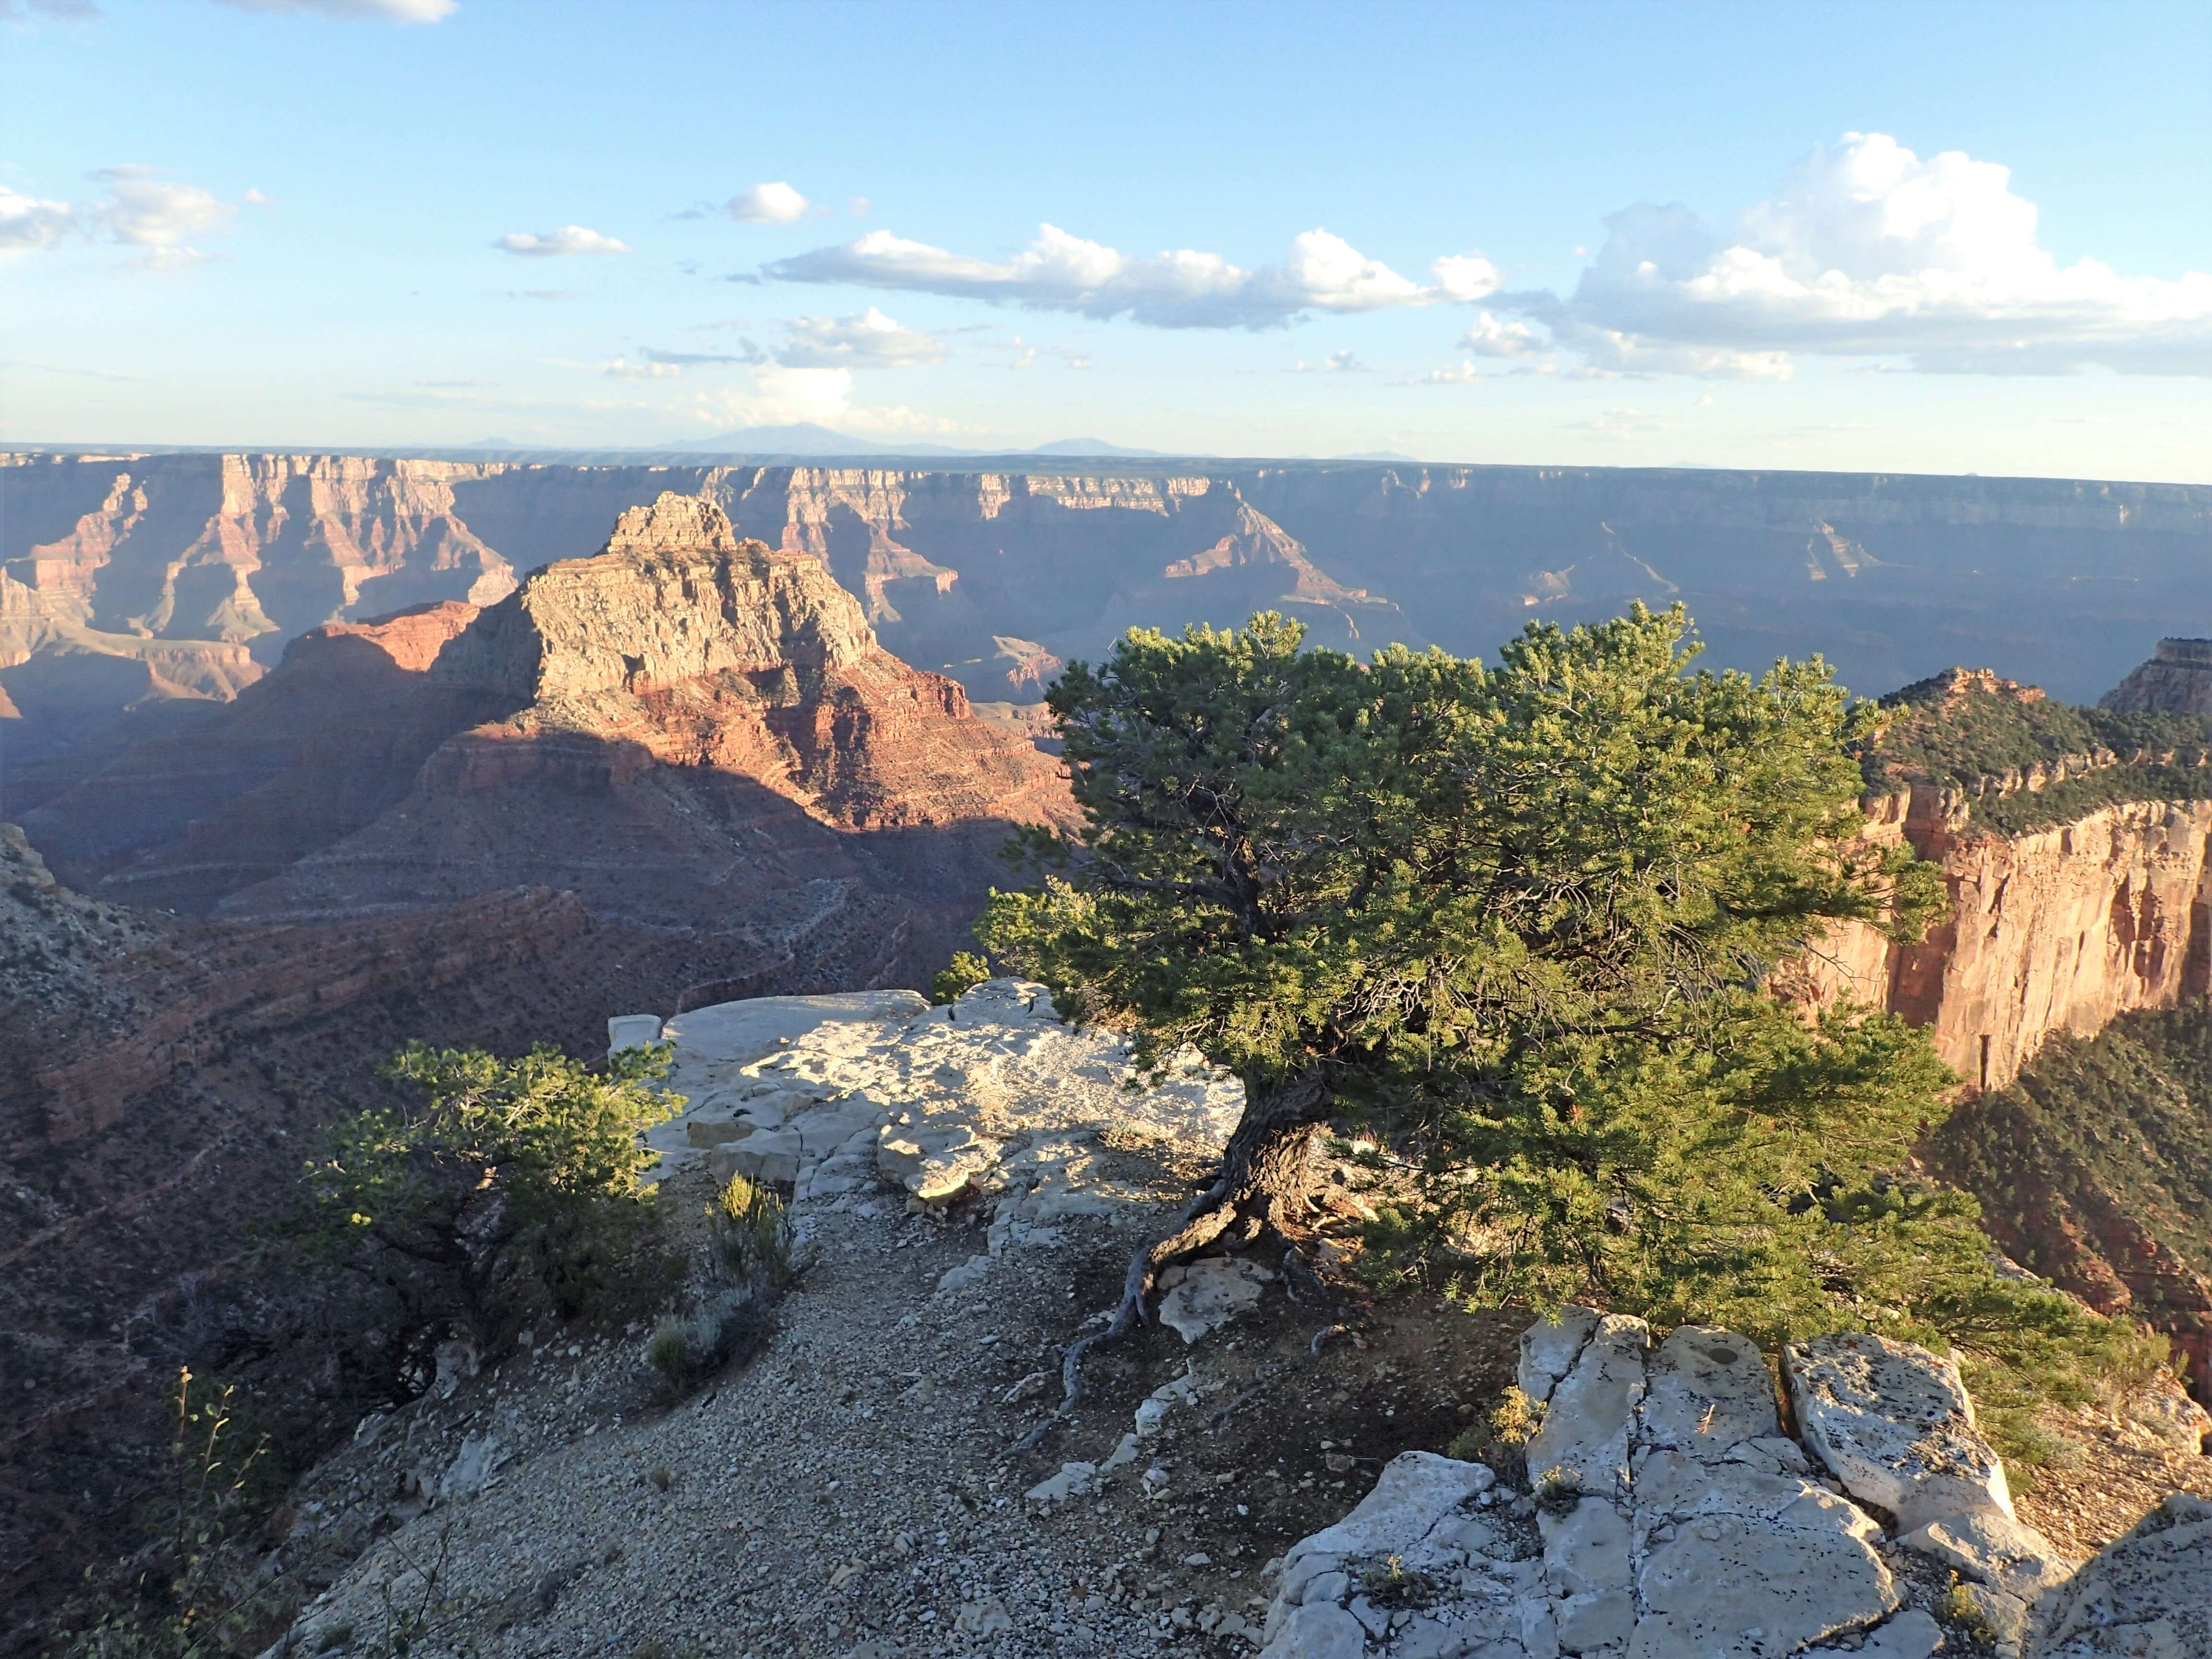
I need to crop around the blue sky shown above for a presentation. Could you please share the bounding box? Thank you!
[3,0,2208,479]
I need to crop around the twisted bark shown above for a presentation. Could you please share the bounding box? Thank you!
[1046,1069,1335,1419]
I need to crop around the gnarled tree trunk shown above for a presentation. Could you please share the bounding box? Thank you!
[1049,1068,1334,1416]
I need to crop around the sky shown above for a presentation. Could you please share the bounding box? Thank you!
[2,0,2208,480]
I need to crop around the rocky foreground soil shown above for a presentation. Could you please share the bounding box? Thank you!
[240,984,2212,1659]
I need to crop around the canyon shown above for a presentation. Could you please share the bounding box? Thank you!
[7,453,2210,778]
[8,460,2212,1646]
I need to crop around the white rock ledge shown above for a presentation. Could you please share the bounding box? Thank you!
[1253,1309,2199,1659]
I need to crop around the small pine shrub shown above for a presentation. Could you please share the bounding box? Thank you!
[929,950,991,1005]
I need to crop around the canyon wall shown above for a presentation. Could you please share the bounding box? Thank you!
[1812,786,2212,1093]
[9,455,2210,753]
[2102,636,2212,716]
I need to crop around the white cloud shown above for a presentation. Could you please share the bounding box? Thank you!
[767,224,1500,330]
[603,357,682,379]
[1513,132,2212,376]
[495,225,631,257]
[1289,349,1367,373]
[1409,361,1488,385]
[728,182,809,225]
[3,168,241,266]
[90,166,231,247]
[1458,310,1544,358]
[685,365,965,436]
[778,306,945,368]
[0,185,79,249]
[213,0,457,20]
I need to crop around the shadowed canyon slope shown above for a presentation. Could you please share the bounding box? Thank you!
[17,491,1069,990]
[0,494,1069,1644]
[8,453,2210,765]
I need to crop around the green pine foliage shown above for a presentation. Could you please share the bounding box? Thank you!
[1859,671,2212,835]
[980,604,2164,1406]
[304,1042,682,1335]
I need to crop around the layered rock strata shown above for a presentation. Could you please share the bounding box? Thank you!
[1808,789,2212,1094]
[2101,637,2212,716]
[18,494,1069,999]
[11,452,2209,729]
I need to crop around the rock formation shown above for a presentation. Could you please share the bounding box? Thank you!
[2100,637,2212,715]
[10,454,2210,757]
[17,493,1069,1001]
[1260,1311,2207,1658]
[1812,789,2212,1094]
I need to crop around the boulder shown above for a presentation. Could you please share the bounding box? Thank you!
[1783,1333,2013,1531]
[2030,1492,2212,1658]
[1900,1509,2071,1604]
[1156,1257,1273,1344]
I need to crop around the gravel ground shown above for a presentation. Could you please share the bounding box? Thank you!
[267,1145,1506,1659]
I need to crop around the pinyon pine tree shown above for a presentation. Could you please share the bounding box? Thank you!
[980,604,2156,1406]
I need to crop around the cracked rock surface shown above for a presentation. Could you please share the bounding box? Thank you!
[1258,1314,2127,1659]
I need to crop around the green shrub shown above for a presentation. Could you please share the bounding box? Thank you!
[645,1289,768,1394]
[708,1175,793,1291]
[1445,1385,1545,1485]
[929,950,991,1005]
[304,1042,682,1341]
[47,1368,289,1658]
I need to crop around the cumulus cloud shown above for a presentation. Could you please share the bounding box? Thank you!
[213,0,457,20]
[767,224,1500,330]
[728,182,809,225]
[3,167,242,266]
[1512,132,2212,376]
[91,166,232,247]
[1409,361,1488,385]
[0,185,80,249]
[1458,310,1544,358]
[778,307,945,368]
[603,358,682,379]
[1289,349,1367,373]
[495,225,631,257]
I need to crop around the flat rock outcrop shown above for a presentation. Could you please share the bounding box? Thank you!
[618,978,1244,1274]
[1257,1310,2210,1659]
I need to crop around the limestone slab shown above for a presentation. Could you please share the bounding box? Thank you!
[1522,1314,1647,1499]
[1783,1332,2012,1531]
[2031,1492,2212,1659]
[1156,1257,1273,1344]
[1518,1307,1601,1407]
[1638,1325,1779,1461]
[1900,1509,2071,1604]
